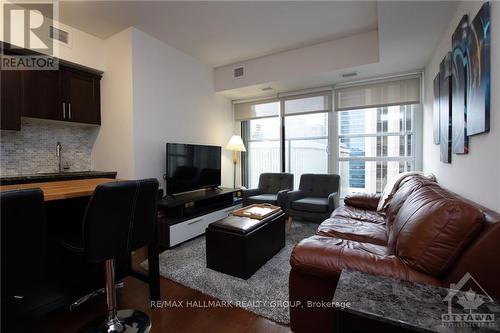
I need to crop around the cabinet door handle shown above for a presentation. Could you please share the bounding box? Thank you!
[68,103,72,119]
[62,102,66,119]
[187,219,203,225]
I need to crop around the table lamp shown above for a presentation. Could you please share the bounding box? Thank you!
[226,135,246,188]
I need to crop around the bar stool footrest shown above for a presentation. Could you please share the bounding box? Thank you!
[77,309,151,333]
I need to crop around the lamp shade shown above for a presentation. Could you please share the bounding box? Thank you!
[226,135,246,152]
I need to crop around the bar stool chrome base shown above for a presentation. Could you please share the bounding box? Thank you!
[78,309,151,333]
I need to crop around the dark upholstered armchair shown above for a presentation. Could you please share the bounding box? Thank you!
[286,174,340,224]
[242,173,293,210]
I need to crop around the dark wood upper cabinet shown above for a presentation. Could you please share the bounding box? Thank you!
[0,69,22,131]
[1,43,102,128]
[22,69,63,121]
[22,66,101,125]
[62,67,101,125]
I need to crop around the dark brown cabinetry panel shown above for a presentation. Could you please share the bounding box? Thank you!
[0,69,22,130]
[1,43,102,128]
[62,67,101,125]
[20,66,101,125]
[22,69,63,121]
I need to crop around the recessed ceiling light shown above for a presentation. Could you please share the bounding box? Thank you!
[261,87,273,91]
[342,72,357,78]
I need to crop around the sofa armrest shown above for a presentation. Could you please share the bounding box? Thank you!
[343,193,381,211]
[290,235,441,286]
[328,192,339,212]
[242,188,261,199]
[287,190,303,202]
[277,189,291,210]
[285,190,303,211]
[288,236,441,333]
[241,188,261,206]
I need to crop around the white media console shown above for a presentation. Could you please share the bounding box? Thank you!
[157,188,242,248]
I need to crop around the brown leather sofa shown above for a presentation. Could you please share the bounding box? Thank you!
[289,174,500,333]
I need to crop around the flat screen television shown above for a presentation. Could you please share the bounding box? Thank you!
[166,143,221,195]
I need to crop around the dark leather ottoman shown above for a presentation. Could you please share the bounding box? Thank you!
[206,210,285,279]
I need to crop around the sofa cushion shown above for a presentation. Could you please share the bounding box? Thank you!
[385,175,435,234]
[331,205,386,225]
[344,193,380,211]
[247,194,277,205]
[290,235,441,286]
[291,197,329,213]
[377,171,427,211]
[389,185,484,277]
[443,205,500,300]
[317,217,388,245]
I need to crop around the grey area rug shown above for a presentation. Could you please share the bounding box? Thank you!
[141,220,317,324]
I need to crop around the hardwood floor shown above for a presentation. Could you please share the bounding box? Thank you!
[20,247,291,333]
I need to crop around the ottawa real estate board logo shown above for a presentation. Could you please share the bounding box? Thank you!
[442,272,496,328]
[1,0,58,70]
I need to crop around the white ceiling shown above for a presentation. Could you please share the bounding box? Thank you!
[59,1,378,67]
[218,1,458,99]
[58,1,457,100]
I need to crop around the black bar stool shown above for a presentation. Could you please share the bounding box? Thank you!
[1,189,46,331]
[71,179,159,333]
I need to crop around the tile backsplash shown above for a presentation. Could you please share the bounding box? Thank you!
[0,118,98,176]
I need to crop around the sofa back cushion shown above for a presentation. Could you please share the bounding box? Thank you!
[388,185,484,277]
[385,175,435,233]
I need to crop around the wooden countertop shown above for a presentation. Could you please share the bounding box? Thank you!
[0,178,118,201]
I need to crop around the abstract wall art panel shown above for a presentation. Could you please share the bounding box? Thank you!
[439,53,452,164]
[433,73,440,145]
[467,1,490,136]
[451,15,469,154]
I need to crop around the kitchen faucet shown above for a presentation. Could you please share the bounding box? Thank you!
[56,142,62,173]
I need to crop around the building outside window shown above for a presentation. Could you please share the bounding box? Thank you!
[338,104,416,197]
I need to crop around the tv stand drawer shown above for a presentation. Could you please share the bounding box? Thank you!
[169,204,242,247]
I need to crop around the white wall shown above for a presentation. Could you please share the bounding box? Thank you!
[53,21,106,71]
[91,28,135,179]
[423,1,500,211]
[130,28,233,190]
[91,28,234,188]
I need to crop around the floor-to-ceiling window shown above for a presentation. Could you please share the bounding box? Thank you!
[281,92,332,188]
[284,109,329,189]
[239,91,332,189]
[245,117,281,188]
[335,76,422,197]
[338,104,416,197]
[237,99,281,188]
[236,76,421,194]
